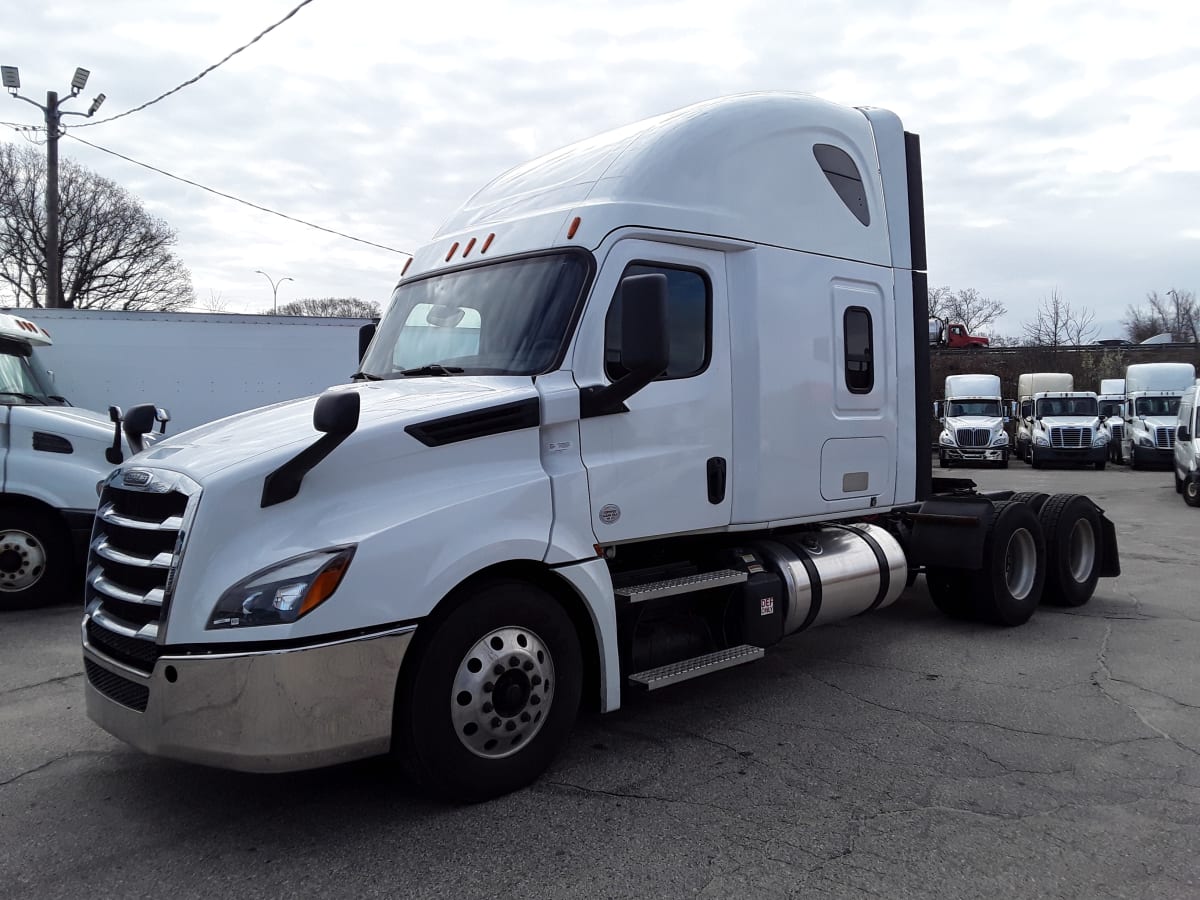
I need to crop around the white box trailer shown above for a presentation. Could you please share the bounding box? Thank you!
[80,93,1123,801]
[9,309,374,435]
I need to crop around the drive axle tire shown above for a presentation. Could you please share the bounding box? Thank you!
[1185,480,1200,508]
[1009,492,1050,514]
[1038,494,1102,607]
[393,579,582,802]
[926,568,976,621]
[973,500,1046,627]
[0,508,70,611]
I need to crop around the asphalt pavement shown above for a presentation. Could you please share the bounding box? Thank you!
[2,461,1198,899]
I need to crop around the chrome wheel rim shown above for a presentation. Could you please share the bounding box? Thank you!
[1067,518,1096,583]
[1004,527,1037,600]
[0,529,46,592]
[1187,482,1199,501]
[451,626,554,759]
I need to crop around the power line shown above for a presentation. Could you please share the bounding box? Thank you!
[74,0,319,129]
[65,133,411,256]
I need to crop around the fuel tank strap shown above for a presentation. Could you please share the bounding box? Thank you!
[785,542,823,633]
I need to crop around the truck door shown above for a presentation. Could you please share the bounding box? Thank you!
[819,279,897,509]
[574,240,732,543]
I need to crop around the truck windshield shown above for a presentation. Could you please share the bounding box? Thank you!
[1036,397,1098,417]
[360,251,592,378]
[946,400,1000,417]
[1099,400,1122,418]
[1136,397,1180,417]
[0,339,60,405]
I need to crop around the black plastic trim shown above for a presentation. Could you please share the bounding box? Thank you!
[913,270,933,501]
[32,431,73,454]
[904,132,927,271]
[160,618,422,657]
[405,397,541,447]
[261,431,354,508]
[814,144,870,226]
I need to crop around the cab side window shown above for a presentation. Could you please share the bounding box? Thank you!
[843,307,873,394]
[1020,400,1032,419]
[605,263,711,381]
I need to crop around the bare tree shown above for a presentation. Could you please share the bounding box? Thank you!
[273,297,380,317]
[1122,289,1199,343]
[0,144,194,310]
[927,284,1007,333]
[1022,289,1099,347]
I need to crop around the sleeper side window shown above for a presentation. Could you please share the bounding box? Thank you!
[843,306,873,394]
[605,263,711,381]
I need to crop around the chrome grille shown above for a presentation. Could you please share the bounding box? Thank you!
[1050,427,1091,449]
[1156,427,1176,449]
[85,469,199,675]
[955,427,991,448]
[1109,422,1124,443]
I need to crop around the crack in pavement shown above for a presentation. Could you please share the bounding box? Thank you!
[1091,622,1200,759]
[0,750,110,788]
[799,655,1086,693]
[0,671,82,698]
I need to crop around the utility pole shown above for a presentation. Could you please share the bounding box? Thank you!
[2,65,106,308]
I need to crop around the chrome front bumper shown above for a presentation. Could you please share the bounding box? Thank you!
[83,618,415,772]
[942,447,1007,461]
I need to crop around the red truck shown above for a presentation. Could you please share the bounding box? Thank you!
[929,317,989,349]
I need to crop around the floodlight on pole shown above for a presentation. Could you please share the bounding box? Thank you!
[255,270,294,314]
[2,64,107,308]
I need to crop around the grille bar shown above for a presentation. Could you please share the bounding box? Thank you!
[88,569,165,607]
[98,503,183,532]
[92,538,173,569]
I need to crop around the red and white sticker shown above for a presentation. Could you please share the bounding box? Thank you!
[760,597,775,616]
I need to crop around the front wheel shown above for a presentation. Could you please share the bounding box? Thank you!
[0,508,70,611]
[393,579,582,802]
[1030,446,1044,469]
[1175,470,1184,494]
[1129,447,1142,470]
[1185,479,1200,508]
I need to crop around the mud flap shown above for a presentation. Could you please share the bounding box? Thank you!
[904,497,994,570]
[1097,509,1121,578]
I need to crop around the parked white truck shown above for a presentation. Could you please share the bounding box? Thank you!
[0,313,163,609]
[1174,381,1200,506]
[80,93,1121,801]
[1015,373,1108,468]
[1121,362,1197,469]
[935,374,1009,467]
[10,309,376,434]
[1097,378,1126,464]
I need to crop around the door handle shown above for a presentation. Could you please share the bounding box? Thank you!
[707,456,727,504]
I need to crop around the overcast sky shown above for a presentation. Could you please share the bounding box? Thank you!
[4,0,1199,337]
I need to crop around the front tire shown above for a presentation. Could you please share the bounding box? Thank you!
[393,579,582,802]
[1175,470,1184,493]
[1185,479,1200,508]
[0,508,70,611]
[1038,494,1101,607]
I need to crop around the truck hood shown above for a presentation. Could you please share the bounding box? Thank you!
[1038,416,1100,429]
[136,377,538,481]
[946,415,1003,428]
[1133,415,1178,431]
[12,403,115,442]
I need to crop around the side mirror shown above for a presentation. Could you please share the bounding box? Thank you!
[1099,414,1108,422]
[155,407,171,435]
[1003,416,1011,424]
[314,390,360,436]
[358,322,377,364]
[932,401,942,419]
[1179,425,1191,442]
[581,274,669,417]
[122,403,158,455]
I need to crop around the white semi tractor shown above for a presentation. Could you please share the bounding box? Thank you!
[1121,362,1197,469]
[1015,373,1108,469]
[935,374,1009,467]
[0,313,164,609]
[80,93,1121,800]
[1097,378,1126,464]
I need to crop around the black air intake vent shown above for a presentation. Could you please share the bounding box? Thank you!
[406,398,540,447]
[33,432,73,454]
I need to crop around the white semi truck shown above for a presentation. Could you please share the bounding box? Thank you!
[80,93,1121,801]
[11,308,377,434]
[1097,378,1126,464]
[935,374,1009,467]
[1121,362,1196,469]
[1015,373,1108,469]
[0,313,163,609]
[1174,382,1200,506]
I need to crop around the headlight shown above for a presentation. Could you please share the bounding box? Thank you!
[208,547,355,629]
[1138,435,1155,447]
[992,432,1009,446]
[1092,433,1109,446]
[1034,435,1050,446]
[939,432,955,445]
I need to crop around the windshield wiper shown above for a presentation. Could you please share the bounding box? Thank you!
[351,371,382,381]
[399,364,465,377]
[0,391,46,404]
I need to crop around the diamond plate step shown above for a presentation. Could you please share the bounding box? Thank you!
[627,644,765,691]
[614,569,747,604]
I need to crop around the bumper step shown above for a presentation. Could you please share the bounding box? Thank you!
[628,644,765,690]
[614,569,747,604]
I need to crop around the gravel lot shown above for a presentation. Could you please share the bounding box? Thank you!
[2,462,1198,899]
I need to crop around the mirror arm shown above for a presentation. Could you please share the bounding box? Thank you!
[580,364,664,418]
